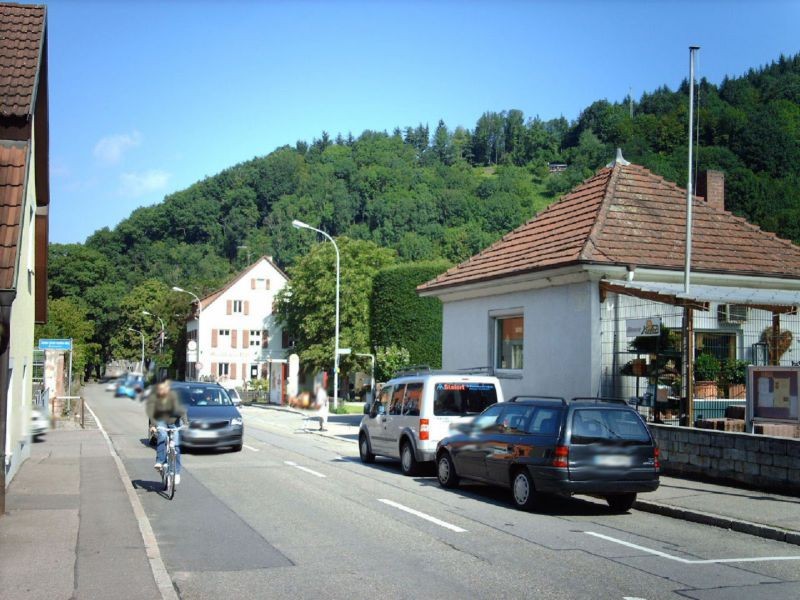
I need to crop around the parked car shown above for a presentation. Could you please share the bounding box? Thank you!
[227,388,242,407]
[115,373,144,399]
[358,371,504,475]
[31,408,48,438]
[105,376,124,392]
[435,396,660,512]
[148,381,243,452]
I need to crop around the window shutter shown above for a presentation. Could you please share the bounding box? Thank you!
[212,329,218,348]
[211,362,218,377]
[231,363,237,380]
[251,278,256,290]
[226,300,232,315]
[243,329,249,346]
[266,279,271,290]
[242,363,247,381]
[244,300,249,315]
[231,329,238,348]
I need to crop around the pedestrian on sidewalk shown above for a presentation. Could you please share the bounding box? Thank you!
[146,380,187,484]
[314,382,329,431]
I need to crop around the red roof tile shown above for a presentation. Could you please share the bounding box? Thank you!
[0,141,27,288]
[0,3,46,118]
[419,163,800,293]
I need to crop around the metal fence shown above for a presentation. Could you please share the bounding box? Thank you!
[600,291,800,425]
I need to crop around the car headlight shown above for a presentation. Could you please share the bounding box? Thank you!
[231,417,243,426]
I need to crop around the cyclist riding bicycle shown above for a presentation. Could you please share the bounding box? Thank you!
[146,380,187,484]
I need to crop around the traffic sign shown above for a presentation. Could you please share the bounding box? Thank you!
[39,338,72,351]
[337,348,352,355]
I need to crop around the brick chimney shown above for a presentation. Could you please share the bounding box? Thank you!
[696,170,725,211]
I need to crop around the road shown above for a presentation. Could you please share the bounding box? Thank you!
[86,383,800,600]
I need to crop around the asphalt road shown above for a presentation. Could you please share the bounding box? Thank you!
[86,384,800,600]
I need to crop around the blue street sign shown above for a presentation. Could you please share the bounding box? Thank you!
[39,338,72,351]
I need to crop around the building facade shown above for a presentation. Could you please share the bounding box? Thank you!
[183,257,289,390]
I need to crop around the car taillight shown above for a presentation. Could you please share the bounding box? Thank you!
[654,447,661,471]
[552,445,569,468]
[419,418,429,441]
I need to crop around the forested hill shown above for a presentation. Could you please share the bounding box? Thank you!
[49,54,800,339]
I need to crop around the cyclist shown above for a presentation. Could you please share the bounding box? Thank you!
[146,380,187,484]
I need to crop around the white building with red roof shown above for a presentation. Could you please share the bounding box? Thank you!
[182,256,289,397]
[419,154,800,403]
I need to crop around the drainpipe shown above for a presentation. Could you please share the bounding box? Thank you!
[0,292,14,516]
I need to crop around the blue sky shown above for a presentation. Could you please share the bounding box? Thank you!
[45,0,800,244]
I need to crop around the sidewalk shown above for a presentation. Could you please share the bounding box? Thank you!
[250,402,800,544]
[3,413,800,600]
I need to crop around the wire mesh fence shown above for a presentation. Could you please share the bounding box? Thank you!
[600,291,800,427]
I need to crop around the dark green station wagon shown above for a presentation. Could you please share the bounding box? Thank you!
[435,396,660,512]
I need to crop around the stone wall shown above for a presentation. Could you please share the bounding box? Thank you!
[649,424,800,494]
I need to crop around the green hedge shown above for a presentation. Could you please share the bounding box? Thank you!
[370,260,451,369]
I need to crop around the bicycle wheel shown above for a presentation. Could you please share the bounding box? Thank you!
[165,450,176,500]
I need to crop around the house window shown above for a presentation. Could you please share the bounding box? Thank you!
[250,330,261,346]
[695,331,737,362]
[233,300,243,313]
[218,363,230,377]
[219,329,230,337]
[494,315,524,370]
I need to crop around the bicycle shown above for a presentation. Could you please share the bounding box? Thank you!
[155,424,185,500]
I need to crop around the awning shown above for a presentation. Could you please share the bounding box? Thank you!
[600,280,800,313]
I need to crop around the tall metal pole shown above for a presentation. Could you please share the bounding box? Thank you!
[684,46,699,294]
[143,310,166,353]
[292,220,341,410]
[173,287,202,380]
[128,328,145,373]
[682,46,700,427]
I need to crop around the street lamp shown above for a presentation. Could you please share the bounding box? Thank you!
[172,286,202,380]
[292,219,341,410]
[142,310,165,353]
[128,327,145,374]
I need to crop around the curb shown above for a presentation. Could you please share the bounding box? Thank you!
[635,500,800,547]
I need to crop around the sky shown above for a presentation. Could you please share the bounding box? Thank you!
[43,0,800,244]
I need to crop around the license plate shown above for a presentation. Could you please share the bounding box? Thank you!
[594,455,632,467]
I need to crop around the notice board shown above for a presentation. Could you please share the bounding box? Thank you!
[747,366,800,425]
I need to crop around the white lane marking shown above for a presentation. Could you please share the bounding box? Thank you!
[379,498,467,533]
[284,460,326,478]
[586,531,800,564]
[85,402,179,600]
[243,444,260,452]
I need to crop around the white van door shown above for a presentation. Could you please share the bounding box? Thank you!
[366,384,394,454]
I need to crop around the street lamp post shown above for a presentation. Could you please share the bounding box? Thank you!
[128,327,145,374]
[292,219,341,410]
[172,286,202,381]
[142,310,165,353]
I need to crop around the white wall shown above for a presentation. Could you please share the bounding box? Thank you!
[4,146,37,484]
[196,258,287,387]
[441,280,600,401]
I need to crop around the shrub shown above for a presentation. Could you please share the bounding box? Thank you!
[694,353,721,382]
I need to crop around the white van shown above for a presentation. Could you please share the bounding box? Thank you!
[358,372,504,475]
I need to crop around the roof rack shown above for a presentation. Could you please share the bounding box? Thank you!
[570,397,628,405]
[456,365,495,374]
[392,365,432,377]
[509,395,568,406]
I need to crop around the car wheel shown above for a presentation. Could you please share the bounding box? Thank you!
[606,493,636,513]
[511,469,538,511]
[359,433,375,463]
[437,452,459,488]
[400,440,418,476]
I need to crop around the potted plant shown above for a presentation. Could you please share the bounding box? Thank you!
[720,358,748,398]
[694,353,721,399]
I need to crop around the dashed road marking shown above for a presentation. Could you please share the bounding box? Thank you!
[586,531,800,564]
[243,444,260,451]
[379,498,467,533]
[284,460,326,478]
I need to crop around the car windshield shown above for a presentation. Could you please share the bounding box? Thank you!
[434,382,498,416]
[175,386,233,407]
[570,408,651,444]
